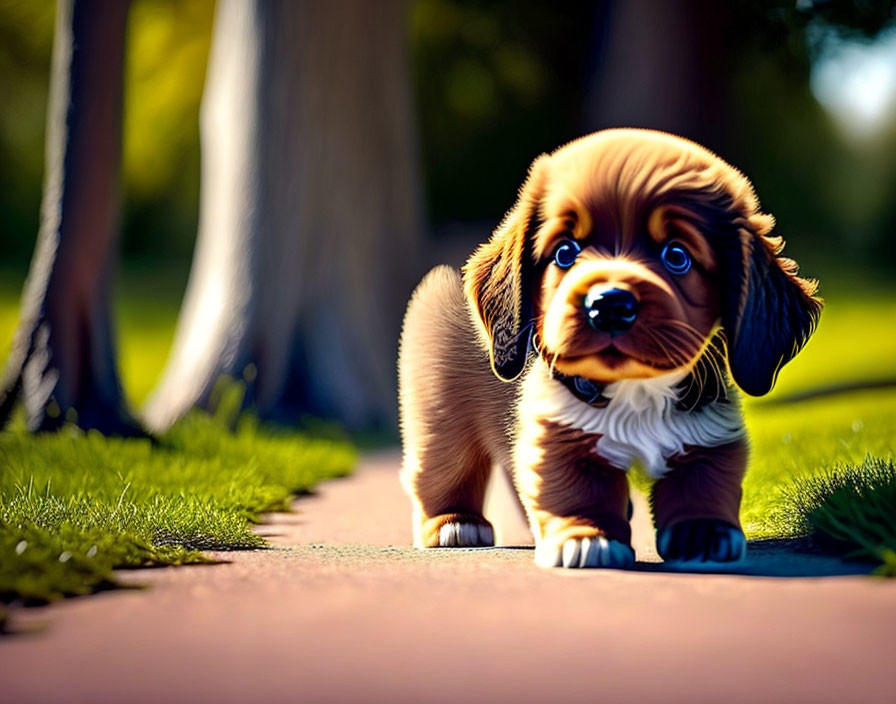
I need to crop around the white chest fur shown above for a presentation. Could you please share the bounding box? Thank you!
[517,358,745,478]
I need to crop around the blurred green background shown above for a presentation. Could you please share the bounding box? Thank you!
[1,0,895,401]
[2,1,895,272]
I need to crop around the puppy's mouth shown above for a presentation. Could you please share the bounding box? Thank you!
[550,335,687,383]
[561,344,675,371]
[587,344,628,369]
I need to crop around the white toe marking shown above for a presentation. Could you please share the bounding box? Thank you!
[439,523,456,546]
[538,537,634,569]
[578,537,591,567]
[562,539,580,568]
[534,542,562,568]
[438,522,493,547]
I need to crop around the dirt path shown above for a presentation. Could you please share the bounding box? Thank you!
[1,450,894,704]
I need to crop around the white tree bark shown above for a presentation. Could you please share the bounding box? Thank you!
[144,0,424,432]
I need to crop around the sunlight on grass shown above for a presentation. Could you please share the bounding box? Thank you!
[114,266,186,407]
[781,457,896,573]
[1,413,355,604]
[0,267,359,604]
[743,388,896,539]
[0,271,22,375]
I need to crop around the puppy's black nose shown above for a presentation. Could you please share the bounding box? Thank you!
[584,287,639,334]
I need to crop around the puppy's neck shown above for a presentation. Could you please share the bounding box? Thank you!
[517,357,744,478]
[603,371,690,411]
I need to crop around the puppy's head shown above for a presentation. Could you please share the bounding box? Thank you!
[463,129,822,396]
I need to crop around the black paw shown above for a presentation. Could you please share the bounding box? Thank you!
[657,519,746,563]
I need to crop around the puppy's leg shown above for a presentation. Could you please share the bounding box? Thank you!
[652,439,748,563]
[516,421,633,569]
[399,266,508,549]
[403,442,495,548]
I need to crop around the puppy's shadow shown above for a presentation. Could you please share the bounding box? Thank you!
[631,538,876,578]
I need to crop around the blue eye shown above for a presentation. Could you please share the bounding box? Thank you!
[552,239,581,269]
[661,242,692,275]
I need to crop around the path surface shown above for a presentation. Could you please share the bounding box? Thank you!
[2,450,894,704]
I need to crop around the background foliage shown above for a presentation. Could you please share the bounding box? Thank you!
[1,0,895,277]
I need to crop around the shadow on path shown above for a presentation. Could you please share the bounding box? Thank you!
[636,538,876,577]
[492,539,876,578]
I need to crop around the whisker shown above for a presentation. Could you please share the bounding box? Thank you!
[649,325,693,359]
[640,322,728,406]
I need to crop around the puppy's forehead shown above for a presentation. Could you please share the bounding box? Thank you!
[540,129,759,242]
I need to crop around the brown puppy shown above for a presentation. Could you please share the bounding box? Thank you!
[399,129,822,568]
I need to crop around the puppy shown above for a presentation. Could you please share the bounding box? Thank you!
[399,129,822,568]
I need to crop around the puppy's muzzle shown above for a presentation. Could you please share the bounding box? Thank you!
[584,286,639,335]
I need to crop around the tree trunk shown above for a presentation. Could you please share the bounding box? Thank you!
[582,0,735,155]
[0,0,137,434]
[144,0,424,433]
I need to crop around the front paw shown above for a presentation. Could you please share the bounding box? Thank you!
[657,519,746,563]
[535,536,634,569]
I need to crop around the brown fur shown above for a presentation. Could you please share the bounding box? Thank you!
[517,421,631,546]
[652,440,748,530]
[399,266,515,547]
[399,129,821,564]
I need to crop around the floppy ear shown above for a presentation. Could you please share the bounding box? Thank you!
[463,155,549,381]
[719,213,823,396]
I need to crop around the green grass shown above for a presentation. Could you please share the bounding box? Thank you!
[755,277,896,402]
[1,266,356,606]
[742,389,896,538]
[1,412,355,604]
[780,457,896,574]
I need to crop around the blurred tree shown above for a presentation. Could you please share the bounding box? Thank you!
[582,0,735,153]
[144,0,424,432]
[582,0,896,272]
[0,0,138,433]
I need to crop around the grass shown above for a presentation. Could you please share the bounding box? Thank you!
[735,277,896,566]
[0,266,357,608]
[1,412,355,605]
[741,389,896,538]
[753,274,896,402]
[781,457,896,574]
